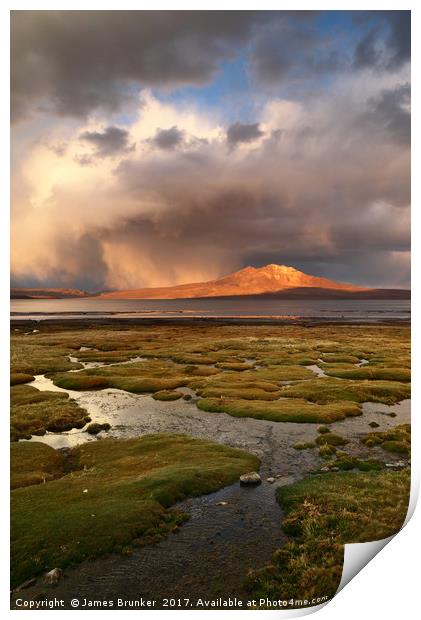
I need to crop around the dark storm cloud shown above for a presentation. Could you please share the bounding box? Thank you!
[353,11,410,71]
[354,27,382,69]
[150,126,185,150]
[11,10,263,122]
[226,122,264,148]
[249,11,410,87]
[11,233,108,291]
[106,96,409,288]
[11,11,411,123]
[79,126,134,158]
[366,83,411,145]
[384,11,411,69]
[10,11,410,290]
[248,17,344,87]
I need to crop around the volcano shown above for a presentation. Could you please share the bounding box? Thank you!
[99,264,373,299]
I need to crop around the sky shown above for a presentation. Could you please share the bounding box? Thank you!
[10,10,410,291]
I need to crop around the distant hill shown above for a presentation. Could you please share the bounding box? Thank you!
[99,264,408,299]
[11,288,89,299]
[11,265,409,301]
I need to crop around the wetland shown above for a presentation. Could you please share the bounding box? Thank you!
[10,320,411,609]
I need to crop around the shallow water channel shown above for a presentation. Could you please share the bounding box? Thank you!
[17,357,410,608]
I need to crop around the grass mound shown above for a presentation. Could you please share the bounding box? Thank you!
[315,433,348,447]
[324,455,384,471]
[11,385,90,441]
[361,424,410,457]
[319,444,336,458]
[293,442,316,450]
[282,377,410,405]
[324,366,410,383]
[53,359,192,394]
[320,353,360,364]
[317,425,330,434]
[11,434,259,588]
[245,470,410,605]
[10,373,35,386]
[11,341,82,375]
[152,390,183,401]
[11,442,67,489]
[197,397,361,423]
[215,362,254,371]
[54,373,189,393]
[198,386,281,401]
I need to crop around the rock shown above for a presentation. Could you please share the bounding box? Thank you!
[369,421,380,428]
[240,471,261,485]
[266,477,275,483]
[330,467,340,472]
[183,394,192,401]
[44,568,63,585]
[86,422,111,435]
[83,489,88,493]
[216,501,228,506]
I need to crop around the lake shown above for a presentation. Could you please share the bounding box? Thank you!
[11,297,410,321]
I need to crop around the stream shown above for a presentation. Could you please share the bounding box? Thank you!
[16,357,410,607]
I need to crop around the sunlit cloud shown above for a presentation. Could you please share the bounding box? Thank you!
[11,11,410,290]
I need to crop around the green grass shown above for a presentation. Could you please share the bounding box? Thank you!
[215,362,254,371]
[293,442,316,450]
[192,376,280,392]
[10,373,35,386]
[197,397,361,423]
[324,366,411,383]
[152,390,183,401]
[11,442,67,489]
[361,424,410,457]
[198,386,281,401]
[76,350,143,363]
[11,341,82,375]
[11,434,259,588]
[320,353,360,364]
[317,425,330,434]
[315,433,348,447]
[319,444,336,458]
[54,373,189,393]
[323,455,384,471]
[11,385,90,441]
[245,470,410,605]
[282,377,410,405]
[52,359,193,394]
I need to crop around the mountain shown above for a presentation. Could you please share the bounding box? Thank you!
[11,287,89,299]
[99,264,373,300]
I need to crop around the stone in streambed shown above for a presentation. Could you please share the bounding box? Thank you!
[44,568,63,585]
[240,471,261,485]
[86,422,111,435]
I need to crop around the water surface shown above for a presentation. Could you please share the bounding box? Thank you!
[11,297,410,321]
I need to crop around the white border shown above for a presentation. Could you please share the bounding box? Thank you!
[3,2,418,618]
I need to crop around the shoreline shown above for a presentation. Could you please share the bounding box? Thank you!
[10,316,411,328]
